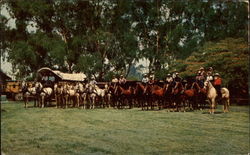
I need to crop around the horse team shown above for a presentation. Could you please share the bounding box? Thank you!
[21,79,230,114]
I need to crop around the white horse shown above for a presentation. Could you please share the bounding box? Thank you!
[221,87,230,112]
[93,84,111,108]
[76,82,88,109]
[40,86,53,108]
[61,83,80,108]
[204,80,217,114]
[54,83,64,108]
[86,83,97,109]
[204,80,230,114]
[21,81,42,108]
[105,84,112,108]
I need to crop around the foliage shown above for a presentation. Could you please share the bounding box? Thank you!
[1,0,248,82]
[170,38,248,98]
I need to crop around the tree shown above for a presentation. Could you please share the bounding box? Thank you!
[1,0,248,82]
[170,37,248,98]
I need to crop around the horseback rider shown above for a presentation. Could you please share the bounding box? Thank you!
[148,75,154,85]
[196,71,205,88]
[119,75,127,88]
[111,75,118,87]
[206,67,214,82]
[213,73,222,98]
[199,67,206,77]
[182,79,188,90]
[142,73,149,85]
[165,73,173,84]
[174,72,182,83]
[89,77,97,86]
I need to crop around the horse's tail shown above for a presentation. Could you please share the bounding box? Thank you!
[221,88,229,99]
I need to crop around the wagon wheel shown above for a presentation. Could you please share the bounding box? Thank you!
[14,93,23,101]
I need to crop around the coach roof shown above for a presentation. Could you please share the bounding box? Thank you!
[37,67,86,82]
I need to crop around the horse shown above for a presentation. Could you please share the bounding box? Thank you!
[40,86,53,108]
[192,82,207,110]
[107,84,117,108]
[75,82,88,109]
[61,83,70,108]
[163,82,175,109]
[115,85,134,109]
[182,82,200,111]
[204,80,217,114]
[104,84,112,108]
[221,87,230,112]
[54,83,64,108]
[134,83,148,110]
[93,84,109,108]
[148,82,168,110]
[172,82,185,112]
[21,81,42,108]
[65,83,80,108]
[86,83,97,109]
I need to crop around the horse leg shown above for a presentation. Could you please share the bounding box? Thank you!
[141,98,144,110]
[83,94,87,109]
[107,94,111,108]
[24,95,28,108]
[226,98,230,112]
[211,98,216,114]
[55,95,57,108]
[41,96,44,108]
[222,98,229,113]
[93,96,95,109]
[65,96,68,109]
[76,95,80,108]
[33,96,36,107]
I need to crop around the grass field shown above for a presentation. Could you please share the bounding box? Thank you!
[1,101,249,155]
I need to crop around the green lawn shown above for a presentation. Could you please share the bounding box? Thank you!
[1,101,249,155]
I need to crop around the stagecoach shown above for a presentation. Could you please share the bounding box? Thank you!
[35,67,87,101]
[37,67,87,85]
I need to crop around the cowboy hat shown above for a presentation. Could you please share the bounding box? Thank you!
[214,73,220,76]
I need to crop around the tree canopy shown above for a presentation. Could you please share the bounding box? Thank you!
[1,0,248,86]
[171,38,248,98]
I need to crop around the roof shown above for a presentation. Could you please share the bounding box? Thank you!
[37,67,86,82]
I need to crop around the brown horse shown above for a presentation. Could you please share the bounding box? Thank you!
[192,82,207,110]
[134,83,149,110]
[182,82,200,111]
[172,82,184,112]
[148,83,168,110]
[115,85,134,109]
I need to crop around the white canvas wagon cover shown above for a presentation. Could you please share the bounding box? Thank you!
[37,67,86,82]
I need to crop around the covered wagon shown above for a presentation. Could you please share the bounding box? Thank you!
[37,67,87,88]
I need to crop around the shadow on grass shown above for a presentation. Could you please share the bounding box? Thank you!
[202,111,224,114]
